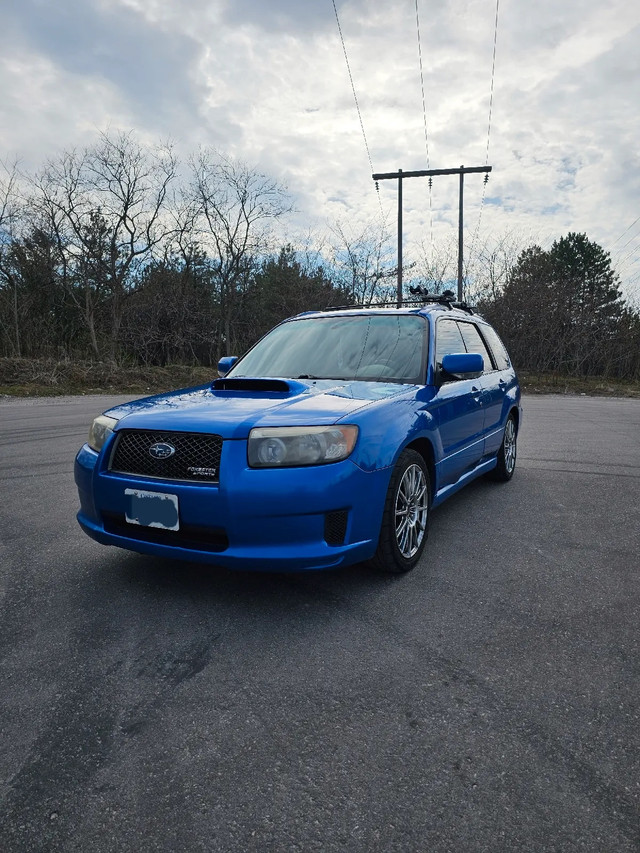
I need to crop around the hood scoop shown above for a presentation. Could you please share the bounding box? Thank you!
[211,377,308,396]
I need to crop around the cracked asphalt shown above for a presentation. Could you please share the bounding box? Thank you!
[0,393,639,852]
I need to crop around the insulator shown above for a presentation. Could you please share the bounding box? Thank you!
[428,177,433,189]
[484,173,489,184]
[375,181,380,193]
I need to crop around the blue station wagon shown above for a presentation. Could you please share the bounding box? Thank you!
[75,296,521,574]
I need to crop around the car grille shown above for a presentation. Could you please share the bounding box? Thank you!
[109,430,222,483]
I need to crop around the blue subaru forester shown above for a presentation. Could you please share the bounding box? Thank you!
[75,296,521,574]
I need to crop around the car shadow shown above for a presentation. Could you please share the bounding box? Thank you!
[115,548,393,604]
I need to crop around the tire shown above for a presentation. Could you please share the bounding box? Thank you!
[369,449,430,574]
[490,413,517,482]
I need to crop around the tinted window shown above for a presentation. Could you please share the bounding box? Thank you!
[435,319,466,365]
[458,322,493,372]
[230,314,426,384]
[479,324,511,370]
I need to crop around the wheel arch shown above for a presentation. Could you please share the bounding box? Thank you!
[509,405,520,432]
[404,436,436,496]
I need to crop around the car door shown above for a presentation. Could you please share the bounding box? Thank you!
[457,320,503,457]
[432,318,486,488]
[476,322,516,457]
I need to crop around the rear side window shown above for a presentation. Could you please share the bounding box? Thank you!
[435,319,466,365]
[458,322,493,372]
[479,324,511,370]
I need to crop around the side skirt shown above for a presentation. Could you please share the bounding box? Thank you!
[431,457,497,509]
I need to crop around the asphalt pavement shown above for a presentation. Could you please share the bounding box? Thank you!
[0,393,638,852]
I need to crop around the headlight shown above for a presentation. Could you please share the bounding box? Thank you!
[248,425,358,468]
[88,415,119,452]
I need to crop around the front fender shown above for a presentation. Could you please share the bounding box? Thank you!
[345,389,438,473]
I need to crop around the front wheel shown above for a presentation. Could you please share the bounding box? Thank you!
[490,414,517,481]
[369,449,430,574]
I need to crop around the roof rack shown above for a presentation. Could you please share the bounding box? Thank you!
[408,287,475,314]
[323,288,474,315]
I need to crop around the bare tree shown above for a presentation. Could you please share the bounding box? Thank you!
[165,189,201,274]
[466,229,532,303]
[190,150,292,359]
[0,160,23,355]
[414,236,457,295]
[32,131,177,359]
[329,217,396,305]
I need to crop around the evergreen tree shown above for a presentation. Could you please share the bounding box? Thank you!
[482,233,628,377]
[237,246,347,354]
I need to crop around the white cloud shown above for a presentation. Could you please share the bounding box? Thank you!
[1,0,639,301]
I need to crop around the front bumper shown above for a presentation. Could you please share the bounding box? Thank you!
[74,438,390,571]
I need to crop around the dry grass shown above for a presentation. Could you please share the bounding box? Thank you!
[0,358,214,397]
[518,371,640,398]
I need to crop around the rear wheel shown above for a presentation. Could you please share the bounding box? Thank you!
[369,449,430,574]
[490,414,517,481]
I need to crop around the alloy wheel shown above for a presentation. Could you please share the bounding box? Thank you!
[504,418,517,474]
[394,463,429,559]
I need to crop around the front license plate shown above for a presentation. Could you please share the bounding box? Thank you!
[125,488,179,531]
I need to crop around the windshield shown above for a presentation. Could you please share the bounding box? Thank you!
[229,314,427,384]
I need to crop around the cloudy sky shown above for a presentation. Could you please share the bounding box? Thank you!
[2,0,639,302]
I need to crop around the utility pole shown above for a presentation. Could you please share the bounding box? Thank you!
[372,164,492,304]
[397,169,403,308]
[458,166,464,301]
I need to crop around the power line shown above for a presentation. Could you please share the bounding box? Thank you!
[469,0,500,269]
[615,257,639,281]
[414,0,433,255]
[484,0,500,168]
[611,214,640,248]
[625,269,640,289]
[616,241,640,270]
[613,226,640,258]
[331,0,383,214]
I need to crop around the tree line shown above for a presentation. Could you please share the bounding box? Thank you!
[1,132,639,379]
[478,232,640,380]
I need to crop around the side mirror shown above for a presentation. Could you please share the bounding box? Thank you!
[441,352,483,381]
[217,356,238,377]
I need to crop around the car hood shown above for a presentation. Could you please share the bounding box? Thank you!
[105,378,416,439]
